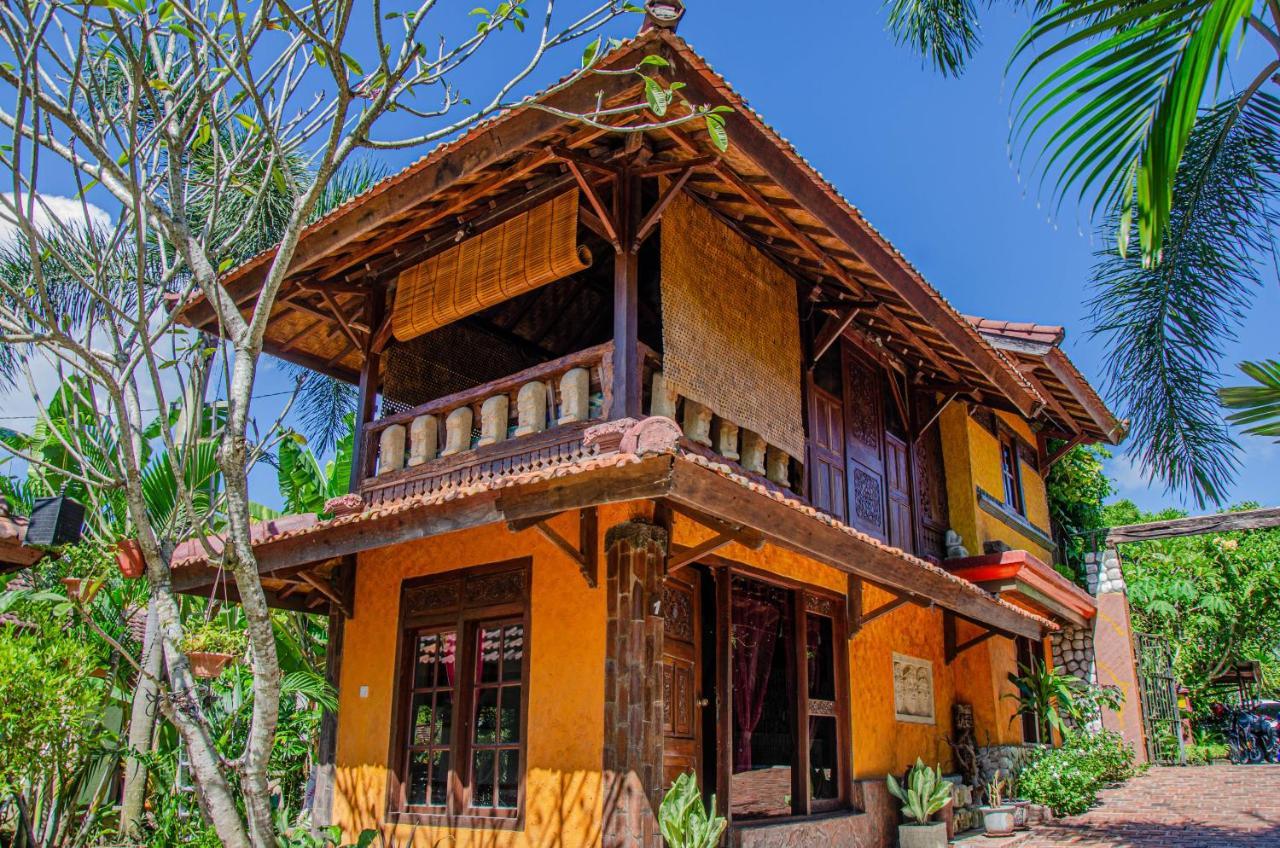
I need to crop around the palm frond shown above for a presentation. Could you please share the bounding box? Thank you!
[1010,0,1259,264]
[1221,359,1280,438]
[885,0,983,77]
[310,159,388,222]
[1089,93,1280,505]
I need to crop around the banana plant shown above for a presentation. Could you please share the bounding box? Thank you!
[275,414,355,517]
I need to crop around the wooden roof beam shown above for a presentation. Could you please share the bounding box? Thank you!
[1042,348,1122,442]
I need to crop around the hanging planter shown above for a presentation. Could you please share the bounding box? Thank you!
[180,619,246,680]
[116,539,145,579]
[61,575,104,604]
[26,495,86,548]
[186,651,235,679]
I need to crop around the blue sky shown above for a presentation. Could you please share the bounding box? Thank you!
[3,2,1277,516]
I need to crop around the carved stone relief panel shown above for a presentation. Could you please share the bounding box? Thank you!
[893,653,936,725]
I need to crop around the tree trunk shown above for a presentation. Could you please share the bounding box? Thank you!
[119,598,163,840]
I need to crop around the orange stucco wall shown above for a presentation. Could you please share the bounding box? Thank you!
[939,404,1054,563]
[333,501,650,848]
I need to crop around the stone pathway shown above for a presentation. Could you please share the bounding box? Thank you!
[1007,765,1280,847]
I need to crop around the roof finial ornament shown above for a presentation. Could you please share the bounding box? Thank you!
[640,0,685,33]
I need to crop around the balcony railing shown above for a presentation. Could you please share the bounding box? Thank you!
[358,339,797,504]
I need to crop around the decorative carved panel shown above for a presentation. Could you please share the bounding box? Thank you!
[464,569,524,607]
[808,698,837,718]
[804,593,838,617]
[852,467,884,531]
[404,580,461,618]
[893,653,936,725]
[845,359,881,452]
[662,664,674,733]
[662,584,695,643]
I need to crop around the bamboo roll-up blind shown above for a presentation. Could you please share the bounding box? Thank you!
[661,192,806,459]
[392,191,592,342]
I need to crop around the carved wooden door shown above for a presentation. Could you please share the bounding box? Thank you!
[662,568,702,788]
[911,392,950,561]
[884,433,914,553]
[807,378,848,523]
[841,348,887,541]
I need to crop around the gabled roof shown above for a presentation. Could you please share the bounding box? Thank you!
[966,314,1124,444]
[177,29,1046,418]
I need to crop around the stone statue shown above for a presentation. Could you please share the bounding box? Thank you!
[378,424,406,475]
[441,407,473,456]
[477,395,509,447]
[949,702,980,789]
[680,399,713,446]
[557,367,590,424]
[514,382,547,437]
[945,529,969,559]
[408,414,438,467]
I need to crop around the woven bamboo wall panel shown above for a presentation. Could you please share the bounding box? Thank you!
[660,193,805,459]
[392,191,591,342]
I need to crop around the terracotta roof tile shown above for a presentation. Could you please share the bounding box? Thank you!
[964,315,1066,346]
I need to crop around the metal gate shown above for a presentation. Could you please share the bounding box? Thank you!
[1135,632,1184,764]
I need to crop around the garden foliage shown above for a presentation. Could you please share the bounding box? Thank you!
[1019,731,1138,816]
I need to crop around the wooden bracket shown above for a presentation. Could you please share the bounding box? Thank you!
[1046,433,1086,467]
[508,507,598,588]
[887,370,912,435]
[809,306,859,368]
[560,155,621,252]
[632,165,694,252]
[847,574,921,637]
[297,565,354,619]
[943,610,1006,664]
[668,533,736,573]
[663,500,765,548]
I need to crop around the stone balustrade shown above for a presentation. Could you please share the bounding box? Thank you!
[647,370,793,490]
[363,343,613,480]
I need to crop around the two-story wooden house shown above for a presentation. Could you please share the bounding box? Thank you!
[174,13,1123,847]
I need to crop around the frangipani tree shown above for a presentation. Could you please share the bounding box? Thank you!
[0,2,726,844]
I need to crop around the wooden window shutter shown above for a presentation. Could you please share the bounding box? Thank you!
[392,191,592,343]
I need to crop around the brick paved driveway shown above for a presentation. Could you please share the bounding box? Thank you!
[1018,765,1280,847]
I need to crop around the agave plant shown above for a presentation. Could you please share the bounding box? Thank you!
[658,772,727,848]
[886,757,952,825]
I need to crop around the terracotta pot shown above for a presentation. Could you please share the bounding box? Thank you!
[186,651,234,679]
[60,576,82,599]
[1012,799,1030,830]
[116,539,145,579]
[897,821,948,848]
[1025,802,1045,827]
[981,806,1015,837]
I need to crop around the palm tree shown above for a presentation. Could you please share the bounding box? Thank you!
[886,0,1280,505]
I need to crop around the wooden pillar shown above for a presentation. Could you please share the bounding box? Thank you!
[349,289,385,492]
[602,520,668,848]
[611,171,642,419]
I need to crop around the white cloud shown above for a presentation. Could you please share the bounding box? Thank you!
[0,192,112,249]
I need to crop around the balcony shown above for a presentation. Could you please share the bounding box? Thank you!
[358,340,798,507]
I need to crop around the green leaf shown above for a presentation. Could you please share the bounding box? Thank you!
[639,54,670,68]
[642,75,670,117]
[582,36,601,68]
[705,113,728,152]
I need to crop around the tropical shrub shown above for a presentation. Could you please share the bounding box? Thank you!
[181,615,249,656]
[1018,731,1137,816]
[886,758,952,824]
[658,772,727,848]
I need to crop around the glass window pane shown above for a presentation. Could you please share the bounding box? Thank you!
[499,686,521,743]
[410,693,435,746]
[429,750,450,807]
[475,687,499,744]
[472,749,495,808]
[806,615,835,701]
[809,717,839,801]
[498,749,520,808]
[414,631,457,689]
[407,751,430,806]
[478,626,503,683]
[502,624,525,681]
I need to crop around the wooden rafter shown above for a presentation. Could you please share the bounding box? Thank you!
[809,306,860,367]
[1043,348,1121,441]
[846,574,923,637]
[1046,433,1085,467]
[1016,361,1082,436]
[318,289,364,352]
[298,569,353,619]
[668,533,737,572]
[562,157,620,252]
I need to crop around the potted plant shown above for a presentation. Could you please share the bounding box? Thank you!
[115,538,145,578]
[886,758,952,848]
[1005,770,1031,829]
[980,771,1015,837]
[658,772,726,848]
[181,619,246,679]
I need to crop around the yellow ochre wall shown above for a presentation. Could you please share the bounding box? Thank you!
[669,517,1018,781]
[939,404,1054,563]
[333,501,650,848]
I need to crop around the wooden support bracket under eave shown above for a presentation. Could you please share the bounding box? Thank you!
[943,610,1008,664]
[660,499,766,576]
[846,574,925,638]
[507,507,599,588]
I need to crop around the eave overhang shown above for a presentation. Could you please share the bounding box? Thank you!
[944,549,1096,629]
[172,444,1053,639]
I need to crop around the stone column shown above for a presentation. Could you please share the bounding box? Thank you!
[1054,545,1148,762]
[602,521,667,848]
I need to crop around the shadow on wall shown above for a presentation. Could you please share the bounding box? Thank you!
[334,766,608,848]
